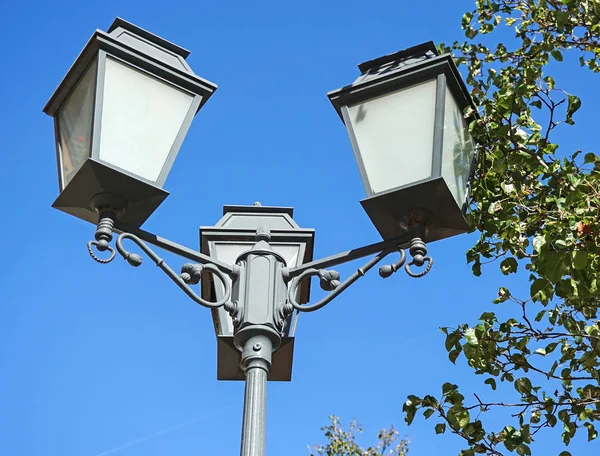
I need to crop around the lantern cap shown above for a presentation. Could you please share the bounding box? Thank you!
[220,204,295,221]
[357,41,439,75]
[327,42,473,123]
[43,17,217,117]
[107,17,191,60]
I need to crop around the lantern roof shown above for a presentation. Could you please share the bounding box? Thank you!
[327,41,472,121]
[43,17,217,118]
[356,41,439,81]
[215,204,298,229]
[200,204,314,304]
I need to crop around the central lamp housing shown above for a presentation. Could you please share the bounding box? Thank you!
[200,205,315,381]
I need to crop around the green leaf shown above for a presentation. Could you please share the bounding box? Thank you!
[556,11,567,31]
[445,331,461,351]
[541,254,568,283]
[484,378,497,390]
[435,423,446,434]
[480,312,495,321]
[472,261,482,277]
[501,182,515,194]
[531,278,552,303]
[462,12,473,28]
[423,408,435,419]
[501,257,518,275]
[559,452,572,456]
[464,327,479,346]
[457,409,470,428]
[551,50,563,61]
[566,95,582,124]
[572,251,588,270]
[494,287,511,303]
[585,423,598,441]
[535,310,546,322]
[465,27,478,39]
[514,377,532,395]
[533,235,546,252]
[448,348,461,364]
[443,382,459,394]
[584,152,598,163]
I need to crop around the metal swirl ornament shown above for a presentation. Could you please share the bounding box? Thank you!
[404,237,433,278]
[405,256,433,278]
[116,232,233,309]
[87,241,116,264]
[378,249,407,278]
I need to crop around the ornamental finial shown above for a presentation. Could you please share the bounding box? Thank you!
[255,225,271,242]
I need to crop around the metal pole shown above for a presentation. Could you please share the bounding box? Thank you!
[240,335,273,456]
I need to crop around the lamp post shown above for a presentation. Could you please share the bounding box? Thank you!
[44,19,476,456]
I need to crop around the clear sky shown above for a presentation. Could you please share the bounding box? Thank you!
[1,0,598,455]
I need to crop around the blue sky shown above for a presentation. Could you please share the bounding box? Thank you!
[1,0,599,455]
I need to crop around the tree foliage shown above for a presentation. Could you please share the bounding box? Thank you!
[402,1,600,455]
[311,416,409,456]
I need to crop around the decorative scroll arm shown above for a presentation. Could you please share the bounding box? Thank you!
[286,248,396,313]
[116,232,233,310]
[378,249,407,278]
[285,235,434,313]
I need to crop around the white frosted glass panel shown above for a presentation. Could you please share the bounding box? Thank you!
[211,243,248,336]
[57,59,97,188]
[442,87,475,206]
[98,57,194,182]
[273,245,301,268]
[347,79,437,195]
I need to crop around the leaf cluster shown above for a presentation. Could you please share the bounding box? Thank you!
[403,1,600,454]
[311,416,409,456]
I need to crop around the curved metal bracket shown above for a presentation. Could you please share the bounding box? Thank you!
[378,249,407,278]
[116,232,233,309]
[287,248,395,312]
[286,236,435,312]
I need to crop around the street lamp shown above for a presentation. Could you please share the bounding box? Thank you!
[43,18,216,231]
[328,41,476,244]
[44,19,476,456]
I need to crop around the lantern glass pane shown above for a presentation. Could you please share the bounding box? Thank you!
[57,59,97,188]
[98,57,194,183]
[347,79,437,195]
[441,86,475,207]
